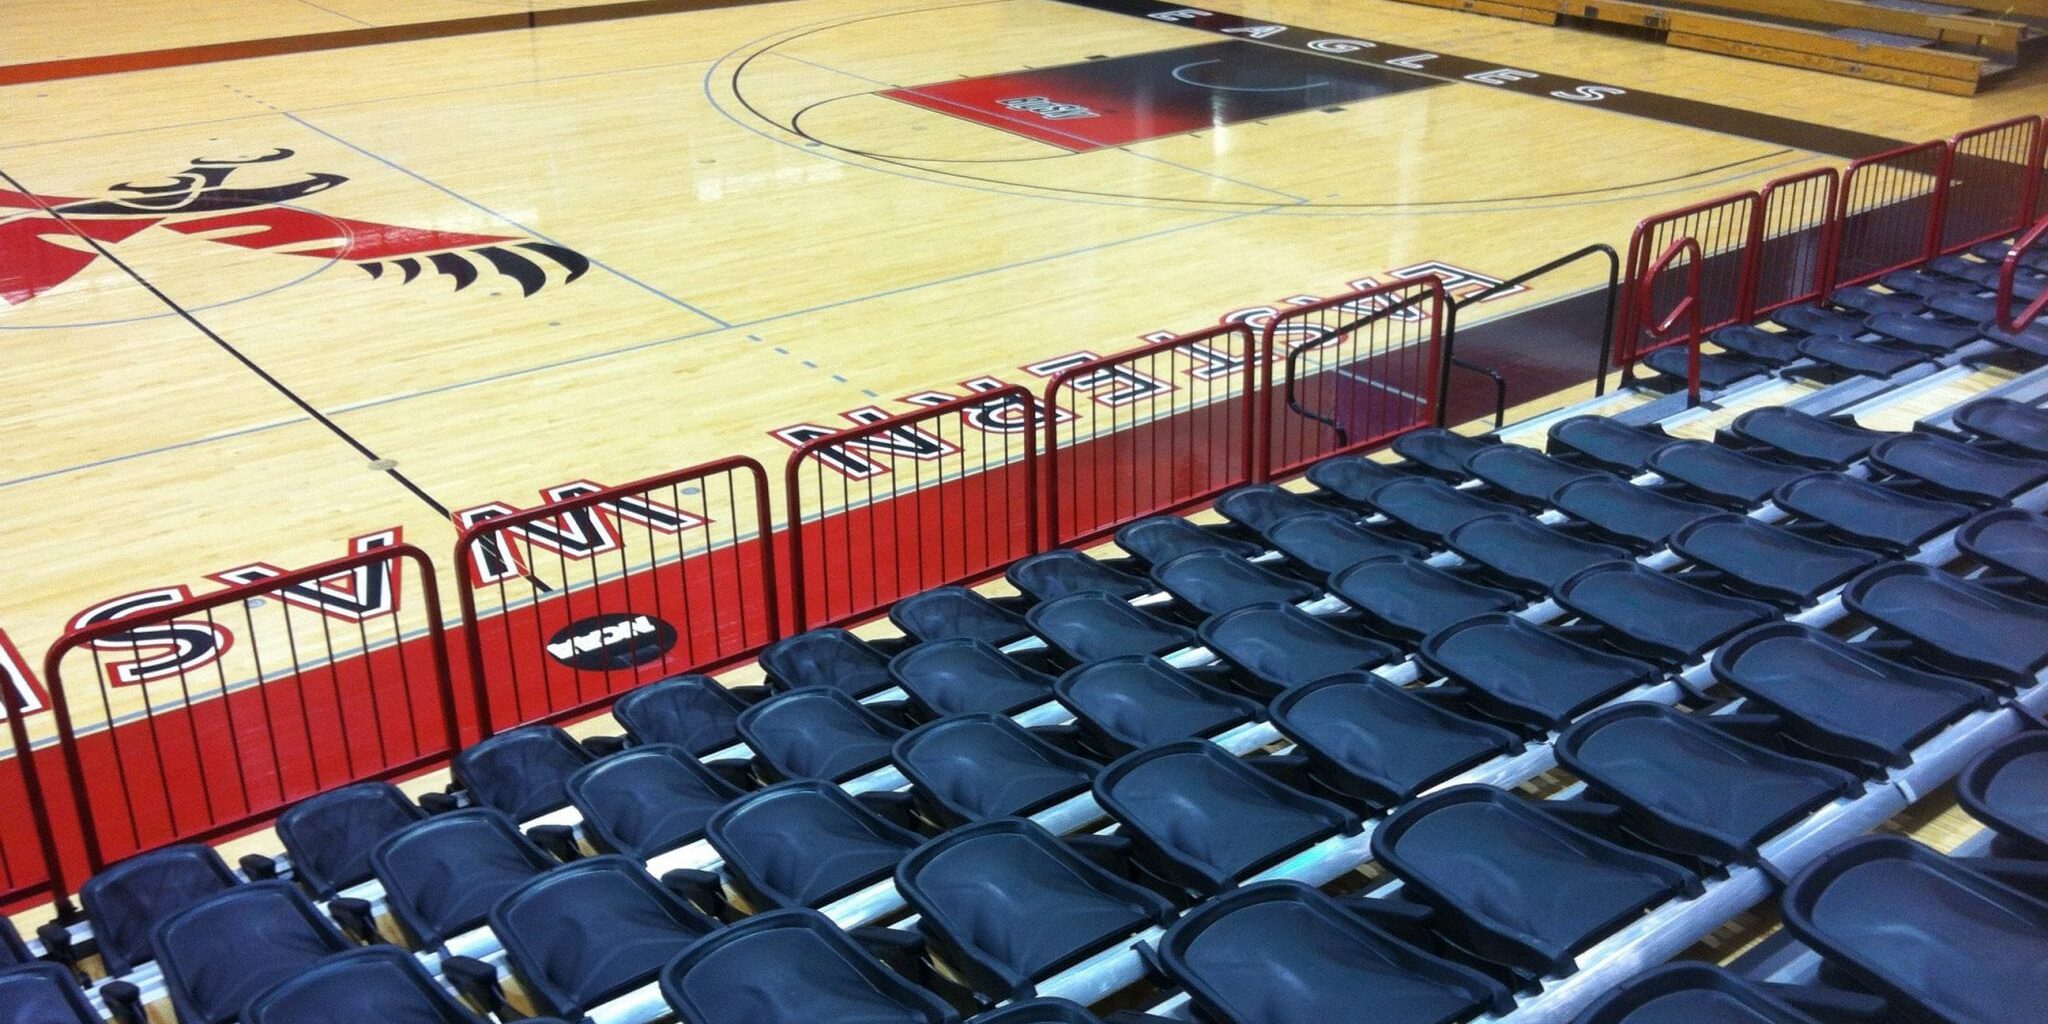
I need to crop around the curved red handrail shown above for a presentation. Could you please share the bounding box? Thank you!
[1997,215,2048,335]
[1642,237,1706,406]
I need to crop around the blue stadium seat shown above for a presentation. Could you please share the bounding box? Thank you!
[1466,444,1605,508]
[889,586,1034,646]
[451,724,592,821]
[372,808,554,952]
[1979,319,2048,358]
[1197,601,1399,698]
[1368,477,1521,539]
[1148,881,1511,1024]
[1216,483,1341,535]
[1829,285,1922,317]
[612,673,752,758]
[739,686,905,783]
[1864,312,1978,352]
[1643,347,1771,390]
[79,843,240,976]
[1445,514,1630,594]
[1843,563,2048,687]
[1114,515,1261,567]
[1780,836,2048,1024]
[895,818,1175,999]
[705,782,922,911]
[1958,732,2048,859]
[1710,325,1802,364]
[152,881,351,1024]
[1266,511,1424,575]
[892,713,1099,827]
[1868,433,2048,505]
[0,918,25,968]
[243,946,575,1024]
[1556,702,1856,864]
[0,963,102,1024]
[1714,622,1997,772]
[658,909,956,1024]
[1269,672,1520,808]
[1725,408,1893,468]
[1053,657,1263,756]
[1150,549,1318,616]
[1646,441,1809,507]
[1771,473,1970,553]
[1771,304,1864,337]
[1027,592,1194,662]
[1548,416,1674,472]
[489,856,719,1020]
[1957,507,2048,594]
[1555,561,1776,664]
[1669,514,1882,605]
[1094,740,1359,896]
[273,781,425,900]
[1006,549,1152,603]
[1550,476,1723,551]
[1303,457,1410,510]
[1954,397,2048,456]
[1372,786,1696,976]
[1416,613,1658,732]
[1327,556,1520,642]
[888,639,1056,718]
[973,999,1108,1023]
[1390,427,1497,478]
[1574,962,1829,1024]
[566,745,743,859]
[758,628,895,698]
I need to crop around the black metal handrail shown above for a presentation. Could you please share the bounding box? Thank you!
[1438,243,1622,428]
[1283,289,1440,447]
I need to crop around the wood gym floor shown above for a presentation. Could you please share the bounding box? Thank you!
[3,0,2046,754]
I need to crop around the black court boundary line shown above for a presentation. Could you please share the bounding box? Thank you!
[0,166,455,521]
[1058,0,1910,160]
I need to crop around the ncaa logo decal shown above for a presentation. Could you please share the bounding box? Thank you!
[0,149,589,306]
[547,613,679,671]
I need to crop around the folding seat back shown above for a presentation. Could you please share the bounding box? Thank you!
[705,781,922,910]
[1115,516,1261,568]
[1445,513,1629,594]
[1095,740,1359,895]
[1956,507,2048,592]
[490,856,719,1019]
[888,639,1056,719]
[1669,514,1881,605]
[243,946,499,1024]
[1371,786,1695,975]
[1865,312,1977,352]
[1870,433,2048,504]
[757,628,893,697]
[1196,602,1397,698]
[1053,657,1263,756]
[738,686,904,783]
[80,843,240,975]
[1025,592,1194,663]
[1215,483,1334,534]
[1556,703,1856,865]
[1151,881,1510,1024]
[896,819,1175,999]
[152,881,351,1024]
[612,674,749,757]
[1643,347,1768,391]
[1645,440,1808,507]
[1305,455,1410,508]
[0,917,28,968]
[1550,476,1721,550]
[1709,325,1801,364]
[1843,563,2048,687]
[1150,550,1318,617]
[1958,732,2048,860]
[1466,444,1604,507]
[1711,623,1995,770]
[1576,962,1826,1024]
[1390,427,1496,479]
[1795,335,1929,377]
[1369,477,1519,539]
[274,781,425,899]
[1555,561,1776,664]
[372,808,554,950]
[1267,511,1424,575]
[1725,408,1892,468]
[660,909,954,1024]
[450,724,591,821]
[1547,416,1672,472]
[1416,613,1657,732]
[893,714,1099,827]
[1954,397,2048,456]
[971,1000,1105,1023]
[1770,304,1864,337]
[0,963,100,1024]
[1270,673,1519,808]
[1327,556,1520,641]
[567,745,742,859]
[1006,549,1150,603]
[889,586,1033,646]
[1781,836,2048,1024]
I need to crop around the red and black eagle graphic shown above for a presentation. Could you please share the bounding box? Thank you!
[0,148,588,306]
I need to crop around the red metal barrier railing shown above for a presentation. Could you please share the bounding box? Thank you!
[1257,277,1447,479]
[1617,191,1759,359]
[1835,140,1951,287]
[1943,117,2043,256]
[1638,238,1706,406]
[35,544,455,896]
[453,459,778,736]
[1043,324,1258,547]
[1997,215,2048,334]
[1752,167,1841,316]
[785,389,1038,631]
[1,660,60,911]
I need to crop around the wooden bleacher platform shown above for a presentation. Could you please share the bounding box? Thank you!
[1399,0,2042,93]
